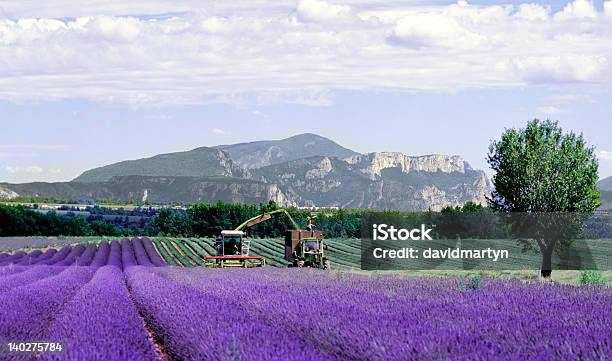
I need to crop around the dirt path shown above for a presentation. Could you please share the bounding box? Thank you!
[152,241,181,267]
[125,275,170,361]
[181,241,206,263]
[187,240,210,257]
[168,240,197,267]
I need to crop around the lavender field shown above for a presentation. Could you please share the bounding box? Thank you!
[0,238,610,361]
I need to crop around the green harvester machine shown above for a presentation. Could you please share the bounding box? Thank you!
[204,209,329,269]
[284,229,329,269]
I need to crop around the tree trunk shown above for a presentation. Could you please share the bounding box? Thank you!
[540,244,554,278]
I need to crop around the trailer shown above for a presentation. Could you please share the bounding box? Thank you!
[284,230,329,269]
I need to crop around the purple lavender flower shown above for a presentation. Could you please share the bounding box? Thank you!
[106,240,122,268]
[76,244,96,266]
[0,266,95,360]
[40,266,158,361]
[140,237,166,266]
[121,238,137,268]
[91,241,110,267]
[132,238,154,267]
[126,267,331,361]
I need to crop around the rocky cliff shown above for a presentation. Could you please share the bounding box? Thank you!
[1,134,492,210]
[345,152,467,179]
[0,185,19,199]
[253,154,490,211]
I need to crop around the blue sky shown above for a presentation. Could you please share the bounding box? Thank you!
[1,0,611,182]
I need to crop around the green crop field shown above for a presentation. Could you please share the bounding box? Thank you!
[1,237,610,285]
[148,238,363,270]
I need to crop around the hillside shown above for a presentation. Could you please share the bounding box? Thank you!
[252,153,490,211]
[598,176,612,192]
[1,134,492,210]
[73,147,247,183]
[1,176,294,206]
[597,177,612,209]
[214,133,359,169]
[600,191,612,210]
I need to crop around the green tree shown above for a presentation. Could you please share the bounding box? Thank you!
[90,220,121,236]
[461,201,485,213]
[188,201,257,237]
[151,208,194,237]
[59,216,93,236]
[488,119,600,277]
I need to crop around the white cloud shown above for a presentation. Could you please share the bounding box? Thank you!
[0,1,611,106]
[85,16,142,42]
[4,166,44,174]
[515,4,550,21]
[510,55,608,83]
[0,1,299,19]
[296,0,352,23]
[605,1,612,18]
[597,150,612,161]
[389,13,484,49]
[554,0,596,21]
[211,127,228,135]
[536,106,561,115]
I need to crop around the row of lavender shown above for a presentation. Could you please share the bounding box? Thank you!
[137,268,612,361]
[0,238,166,268]
[0,264,159,361]
[0,264,610,360]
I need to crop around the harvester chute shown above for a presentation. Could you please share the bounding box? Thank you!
[204,209,294,268]
[204,208,329,269]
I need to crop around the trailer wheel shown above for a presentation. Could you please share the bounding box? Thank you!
[324,259,330,270]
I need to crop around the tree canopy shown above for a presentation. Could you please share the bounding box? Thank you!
[487,119,601,277]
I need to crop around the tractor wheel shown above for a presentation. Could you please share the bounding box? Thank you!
[297,260,305,268]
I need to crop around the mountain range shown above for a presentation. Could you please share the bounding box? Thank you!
[215,133,359,169]
[598,176,612,192]
[598,176,612,210]
[73,147,247,182]
[0,133,493,210]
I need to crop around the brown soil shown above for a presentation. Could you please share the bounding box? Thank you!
[154,241,182,267]
[168,240,196,266]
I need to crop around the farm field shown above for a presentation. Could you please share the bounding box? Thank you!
[0,237,362,269]
[1,237,610,285]
[0,240,610,360]
[0,238,610,360]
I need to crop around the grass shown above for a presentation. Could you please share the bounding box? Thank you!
[341,269,612,285]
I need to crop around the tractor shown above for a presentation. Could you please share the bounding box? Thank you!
[204,209,329,269]
[284,230,329,269]
[204,229,266,268]
[204,209,295,268]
